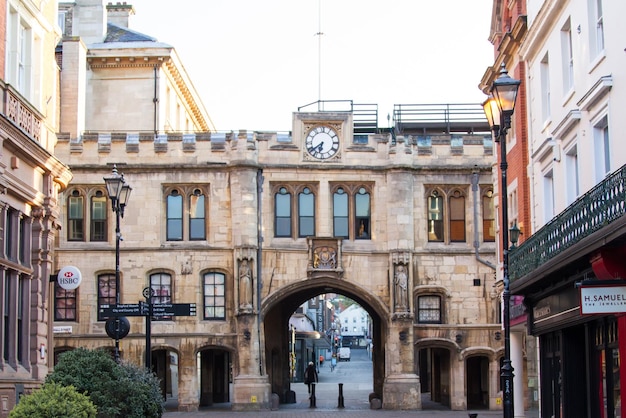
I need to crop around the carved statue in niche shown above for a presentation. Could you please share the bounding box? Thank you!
[394,264,408,312]
[239,259,253,309]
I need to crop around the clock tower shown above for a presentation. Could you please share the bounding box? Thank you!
[294,111,352,162]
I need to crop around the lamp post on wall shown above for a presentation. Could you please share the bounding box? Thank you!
[483,63,520,418]
[104,165,132,362]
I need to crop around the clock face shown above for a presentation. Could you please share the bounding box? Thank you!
[305,126,340,160]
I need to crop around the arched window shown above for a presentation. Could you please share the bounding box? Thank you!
[449,190,466,242]
[68,190,84,241]
[333,188,349,238]
[150,272,172,321]
[189,189,206,240]
[482,188,495,242]
[166,190,183,241]
[355,187,371,240]
[275,187,291,237]
[91,191,107,241]
[331,185,371,240]
[428,191,444,242]
[298,187,315,237]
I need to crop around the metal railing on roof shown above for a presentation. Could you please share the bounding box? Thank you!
[297,100,379,135]
[393,103,490,135]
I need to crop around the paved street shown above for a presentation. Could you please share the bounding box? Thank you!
[164,348,538,417]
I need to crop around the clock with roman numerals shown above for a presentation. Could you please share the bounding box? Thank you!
[305,125,340,160]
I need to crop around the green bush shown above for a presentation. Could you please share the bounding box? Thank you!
[46,348,164,418]
[9,382,96,418]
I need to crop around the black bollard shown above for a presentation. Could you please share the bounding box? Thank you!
[338,383,345,408]
[309,383,316,408]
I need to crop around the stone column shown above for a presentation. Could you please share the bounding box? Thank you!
[176,344,199,411]
[382,320,421,409]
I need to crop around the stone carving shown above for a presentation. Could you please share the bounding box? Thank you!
[394,264,408,312]
[239,259,253,310]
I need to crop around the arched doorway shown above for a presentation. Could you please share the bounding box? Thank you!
[198,348,231,406]
[466,355,489,409]
[151,348,179,405]
[418,347,452,409]
[261,277,388,405]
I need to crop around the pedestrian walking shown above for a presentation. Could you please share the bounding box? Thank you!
[303,361,318,394]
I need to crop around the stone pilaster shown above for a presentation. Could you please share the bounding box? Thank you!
[383,319,420,409]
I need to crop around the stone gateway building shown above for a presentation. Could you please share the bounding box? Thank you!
[51,0,507,413]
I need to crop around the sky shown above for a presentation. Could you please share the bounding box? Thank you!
[129,0,494,132]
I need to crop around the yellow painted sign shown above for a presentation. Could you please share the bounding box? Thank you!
[251,396,257,403]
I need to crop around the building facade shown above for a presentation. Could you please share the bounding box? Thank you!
[51,0,508,413]
[480,1,539,417]
[0,0,73,415]
[504,0,626,417]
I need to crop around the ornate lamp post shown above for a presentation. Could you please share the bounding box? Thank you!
[483,63,520,418]
[103,165,132,362]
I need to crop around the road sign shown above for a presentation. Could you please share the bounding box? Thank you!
[99,303,143,317]
[151,303,197,317]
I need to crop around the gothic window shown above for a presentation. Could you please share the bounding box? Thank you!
[275,187,291,237]
[68,191,84,241]
[298,187,315,237]
[273,184,317,239]
[449,190,466,242]
[166,186,208,241]
[90,192,107,242]
[332,184,372,240]
[482,188,495,242]
[189,189,206,240]
[428,191,444,242]
[167,190,183,241]
[97,274,116,321]
[427,187,468,244]
[203,272,225,320]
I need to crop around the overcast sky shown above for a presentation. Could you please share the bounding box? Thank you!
[129,0,494,132]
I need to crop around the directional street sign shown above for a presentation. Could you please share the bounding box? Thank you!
[151,303,197,317]
[100,303,197,318]
[99,303,143,317]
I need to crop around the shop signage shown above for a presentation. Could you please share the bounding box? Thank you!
[580,285,626,314]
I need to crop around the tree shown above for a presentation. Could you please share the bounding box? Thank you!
[46,348,164,418]
[9,382,96,418]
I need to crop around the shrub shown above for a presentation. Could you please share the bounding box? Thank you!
[9,382,96,418]
[46,348,164,418]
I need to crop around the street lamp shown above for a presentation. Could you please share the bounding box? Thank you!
[104,165,132,362]
[483,63,520,418]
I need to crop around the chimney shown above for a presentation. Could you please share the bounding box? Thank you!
[106,2,135,28]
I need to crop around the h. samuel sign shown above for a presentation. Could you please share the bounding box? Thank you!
[580,285,626,315]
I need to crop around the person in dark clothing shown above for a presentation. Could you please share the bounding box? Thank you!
[304,361,318,393]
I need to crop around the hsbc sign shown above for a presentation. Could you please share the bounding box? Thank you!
[57,266,82,290]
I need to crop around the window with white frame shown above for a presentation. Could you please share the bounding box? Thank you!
[540,53,551,123]
[561,19,574,93]
[543,169,555,224]
[588,0,605,59]
[593,116,610,182]
[565,142,580,205]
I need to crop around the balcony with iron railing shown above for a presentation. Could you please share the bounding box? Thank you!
[509,163,626,283]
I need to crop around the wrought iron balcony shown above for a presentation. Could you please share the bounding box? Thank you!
[509,163,626,282]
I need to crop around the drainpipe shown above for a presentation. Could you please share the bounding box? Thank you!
[153,65,159,134]
[473,166,496,270]
[256,169,264,375]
